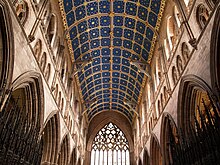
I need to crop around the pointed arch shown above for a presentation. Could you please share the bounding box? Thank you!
[41,111,60,165]
[150,134,162,165]
[86,111,134,164]
[210,6,220,94]
[46,13,57,47]
[11,71,44,129]
[160,113,178,165]
[90,122,130,165]
[0,0,14,103]
[58,134,70,165]
[177,75,213,134]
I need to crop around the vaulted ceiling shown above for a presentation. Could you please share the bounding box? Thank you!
[59,0,165,123]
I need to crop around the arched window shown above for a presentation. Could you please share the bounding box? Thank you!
[176,55,183,74]
[46,14,57,46]
[90,122,130,165]
[33,39,42,60]
[196,4,209,29]
[172,66,178,85]
[14,0,28,24]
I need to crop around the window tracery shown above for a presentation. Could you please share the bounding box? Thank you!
[91,122,130,165]
[196,4,210,29]
[14,0,28,24]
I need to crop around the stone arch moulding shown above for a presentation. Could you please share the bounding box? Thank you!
[57,133,70,165]
[0,0,14,96]
[210,5,220,94]
[86,111,134,164]
[11,71,44,129]
[150,133,162,165]
[177,74,213,132]
[160,112,178,165]
[41,111,60,165]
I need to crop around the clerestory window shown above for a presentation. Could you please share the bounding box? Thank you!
[90,122,130,165]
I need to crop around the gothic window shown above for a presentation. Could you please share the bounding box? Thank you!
[46,14,57,46]
[172,66,178,85]
[14,0,28,24]
[40,52,47,72]
[196,4,210,29]
[176,55,183,74]
[33,39,42,60]
[90,122,130,165]
[181,42,190,62]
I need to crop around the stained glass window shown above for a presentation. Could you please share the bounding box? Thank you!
[91,122,130,165]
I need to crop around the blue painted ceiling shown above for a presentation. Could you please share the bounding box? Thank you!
[60,0,165,122]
